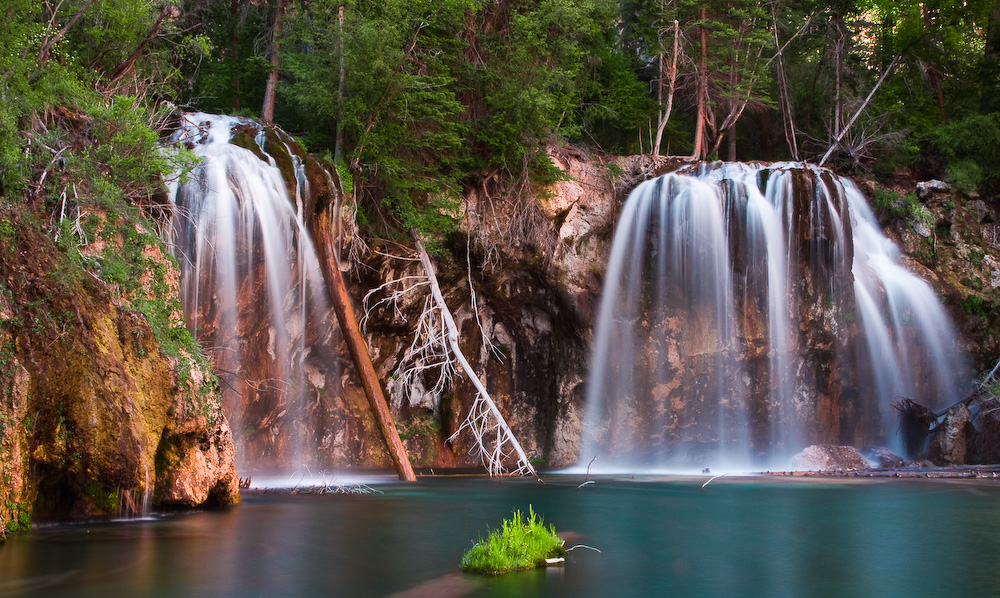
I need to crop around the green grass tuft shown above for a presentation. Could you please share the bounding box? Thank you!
[460,506,567,575]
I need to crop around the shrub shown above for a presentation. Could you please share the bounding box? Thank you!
[927,113,1000,193]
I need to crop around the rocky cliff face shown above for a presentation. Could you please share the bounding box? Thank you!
[170,118,999,476]
[0,203,239,538]
[873,178,1000,369]
[345,149,673,469]
[171,121,667,473]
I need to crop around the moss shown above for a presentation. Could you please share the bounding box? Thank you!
[961,295,988,316]
[84,479,120,512]
[2,500,31,533]
[397,410,440,441]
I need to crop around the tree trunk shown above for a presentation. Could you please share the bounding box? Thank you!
[335,5,346,164]
[313,211,416,482]
[832,14,845,140]
[37,0,96,67]
[772,5,800,160]
[106,5,169,84]
[989,0,1000,58]
[653,19,679,156]
[927,66,946,121]
[231,0,241,113]
[261,0,286,124]
[691,8,708,160]
[984,0,1000,111]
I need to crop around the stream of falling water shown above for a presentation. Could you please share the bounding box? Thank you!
[581,162,969,472]
[165,113,338,474]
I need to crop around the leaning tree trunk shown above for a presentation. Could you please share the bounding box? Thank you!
[819,52,901,166]
[313,210,416,482]
[691,8,709,160]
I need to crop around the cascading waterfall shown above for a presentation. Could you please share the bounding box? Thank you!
[166,113,340,474]
[581,162,968,472]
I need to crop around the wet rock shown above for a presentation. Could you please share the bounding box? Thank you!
[928,403,974,466]
[970,199,990,223]
[912,219,933,238]
[0,204,240,528]
[860,446,906,469]
[790,445,870,471]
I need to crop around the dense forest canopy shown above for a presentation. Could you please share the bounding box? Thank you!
[1,0,999,232]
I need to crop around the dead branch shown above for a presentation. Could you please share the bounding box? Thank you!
[105,5,170,84]
[891,396,937,458]
[412,232,539,480]
[819,52,902,167]
[358,226,537,478]
[37,0,97,66]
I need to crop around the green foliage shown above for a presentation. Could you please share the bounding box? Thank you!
[461,506,567,575]
[961,295,988,317]
[871,187,931,226]
[2,500,31,533]
[927,113,1000,194]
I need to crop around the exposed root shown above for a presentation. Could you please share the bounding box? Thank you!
[891,397,937,458]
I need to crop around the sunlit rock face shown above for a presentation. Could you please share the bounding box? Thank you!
[0,209,239,532]
[581,162,970,471]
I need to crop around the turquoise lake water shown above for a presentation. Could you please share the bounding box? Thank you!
[2,475,998,597]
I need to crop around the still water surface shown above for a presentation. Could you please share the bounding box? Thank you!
[1,475,999,597]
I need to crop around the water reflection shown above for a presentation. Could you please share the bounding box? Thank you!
[2,477,999,597]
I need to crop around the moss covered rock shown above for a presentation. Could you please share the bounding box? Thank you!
[0,203,238,538]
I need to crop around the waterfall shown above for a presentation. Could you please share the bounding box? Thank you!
[166,113,340,475]
[581,162,968,472]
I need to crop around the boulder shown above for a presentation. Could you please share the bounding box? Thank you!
[928,404,974,466]
[790,445,870,471]
[916,179,950,199]
[860,446,906,469]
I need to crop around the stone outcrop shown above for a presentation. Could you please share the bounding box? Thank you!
[928,404,974,466]
[0,203,238,538]
[791,445,871,471]
[861,446,906,469]
[878,177,1000,369]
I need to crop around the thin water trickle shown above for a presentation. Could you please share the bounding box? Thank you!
[581,162,969,472]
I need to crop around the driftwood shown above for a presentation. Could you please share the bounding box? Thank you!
[412,232,540,481]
